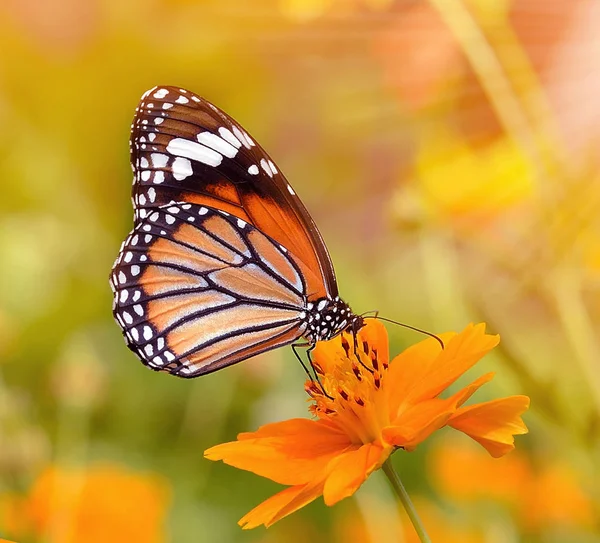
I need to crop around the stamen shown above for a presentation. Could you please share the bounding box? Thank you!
[371,354,379,371]
[352,364,362,380]
[305,381,322,396]
[341,336,351,357]
[355,397,365,407]
[312,361,324,375]
[339,388,349,401]
[362,340,369,354]
[374,373,381,389]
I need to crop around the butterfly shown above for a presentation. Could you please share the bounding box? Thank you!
[110,86,364,378]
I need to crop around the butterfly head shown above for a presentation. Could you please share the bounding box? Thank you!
[304,296,363,344]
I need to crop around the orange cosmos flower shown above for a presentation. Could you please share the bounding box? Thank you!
[205,320,529,529]
[3,464,170,543]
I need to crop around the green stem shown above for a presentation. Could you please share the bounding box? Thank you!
[382,458,432,543]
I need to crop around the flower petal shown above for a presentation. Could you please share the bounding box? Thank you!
[239,480,325,529]
[383,401,453,450]
[383,372,494,449]
[322,443,386,506]
[205,418,352,485]
[388,324,499,417]
[448,396,530,457]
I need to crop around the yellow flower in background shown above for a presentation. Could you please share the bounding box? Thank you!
[280,0,393,21]
[205,320,529,529]
[3,464,170,543]
[410,132,535,222]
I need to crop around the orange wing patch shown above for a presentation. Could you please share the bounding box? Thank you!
[181,193,250,221]
[247,230,303,293]
[180,322,303,375]
[201,215,250,255]
[166,304,301,356]
[172,223,243,264]
[209,264,303,307]
[203,181,243,205]
[244,195,327,300]
[140,266,207,297]
[146,291,235,330]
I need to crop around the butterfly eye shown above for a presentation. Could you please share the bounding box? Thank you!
[112,86,361,377]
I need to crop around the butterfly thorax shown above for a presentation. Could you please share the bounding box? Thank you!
[303,296,363,344]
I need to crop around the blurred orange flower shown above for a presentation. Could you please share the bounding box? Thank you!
[431,439,595,531]
[337,496,486,543]
[3,463,170,543]
[205,320,529,529]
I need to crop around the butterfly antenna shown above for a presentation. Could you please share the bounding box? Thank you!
[362,313,445,349]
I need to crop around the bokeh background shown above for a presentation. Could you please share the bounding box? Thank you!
[1,0,599,541]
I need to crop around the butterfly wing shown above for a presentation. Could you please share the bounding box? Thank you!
[129,85,337,301]
[111,202,308,377]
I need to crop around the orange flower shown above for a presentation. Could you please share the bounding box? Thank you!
[205,321,529,529]
[431,439,595,531]
[3,464,170,543]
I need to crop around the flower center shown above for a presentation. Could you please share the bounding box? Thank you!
[306,331,390,445]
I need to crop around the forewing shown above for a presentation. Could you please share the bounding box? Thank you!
[129,85,336,300]
[110,203,307,377]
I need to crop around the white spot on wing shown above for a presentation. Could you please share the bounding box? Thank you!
[176,95,189,104]
[218,127,242,148]
[260,159,273,178]
[197,132,238,158]
[153,89,169,99]
[167,138,222,167]
[248,164,259,175]
[171,157,193,180]
[232,126,252,149]
[151,153,168,168]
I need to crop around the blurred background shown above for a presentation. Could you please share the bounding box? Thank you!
[1,0,599,541]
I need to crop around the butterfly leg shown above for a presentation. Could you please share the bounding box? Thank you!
[292,343,333,400]
[292,342,315,383]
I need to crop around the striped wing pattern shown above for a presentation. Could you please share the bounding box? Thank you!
[110,202,308,377]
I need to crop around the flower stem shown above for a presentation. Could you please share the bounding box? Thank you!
[382,458,432,543]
